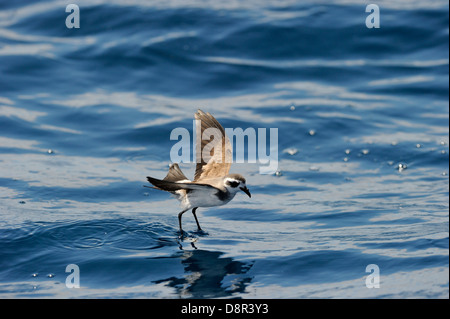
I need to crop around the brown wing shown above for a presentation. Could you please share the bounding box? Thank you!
[163,163,188,182]
[194,109,232,181]
[146,176,222,193]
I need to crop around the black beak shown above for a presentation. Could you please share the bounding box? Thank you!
[240,186,251,198]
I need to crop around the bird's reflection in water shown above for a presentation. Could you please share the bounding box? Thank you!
[155,249,253,298]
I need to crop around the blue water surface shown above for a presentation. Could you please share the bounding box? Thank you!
[0,0,448,298]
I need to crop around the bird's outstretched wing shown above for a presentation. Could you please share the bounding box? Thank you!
[146,176,221,193]
[194,109,232,181]
[163,163,188,182]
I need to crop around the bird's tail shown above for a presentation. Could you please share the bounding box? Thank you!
[145,163,189,192]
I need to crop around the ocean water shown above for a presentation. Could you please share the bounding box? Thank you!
[0,0,448,299]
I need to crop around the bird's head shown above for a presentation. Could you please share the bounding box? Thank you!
[223,174,251,198]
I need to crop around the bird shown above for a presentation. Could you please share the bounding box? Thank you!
[146,109,251,235]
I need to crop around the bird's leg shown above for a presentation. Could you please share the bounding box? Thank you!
[178,209,189,236]
[191,207,202,231]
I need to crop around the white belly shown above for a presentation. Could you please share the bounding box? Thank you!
[178,189,234,209]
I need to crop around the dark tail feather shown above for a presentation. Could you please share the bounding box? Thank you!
[146,176,186,193]
[145,164,189,193]
[146,176,218,194]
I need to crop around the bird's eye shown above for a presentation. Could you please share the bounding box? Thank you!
[228,181,239,188]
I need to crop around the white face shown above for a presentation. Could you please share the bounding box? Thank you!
[224,178,251,197]
[225,178,243,191]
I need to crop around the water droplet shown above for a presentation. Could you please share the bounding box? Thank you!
[391,141,398,146]
[290,105,295,111]
[343,157,349,162]
[416,144,422,148]
[308,129,316,136]
[31,273,38,277]
[442,171,447,176]
[309,166,320,171]
[345,149,351,154]
[47,149,54,154]
[397,163,407,172]
[47,273,55,278]
[143,192,149,197]
[441,150,446,154]
[361,149,370,155]
[275,170,282,176]
[387,161,394,166]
